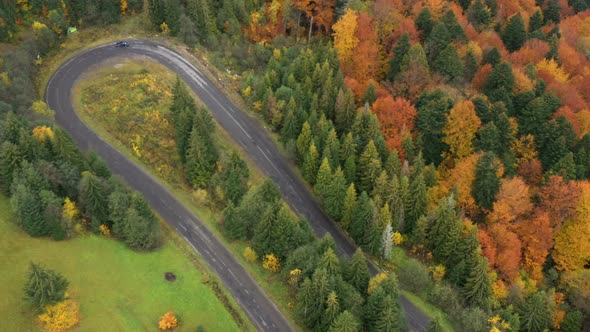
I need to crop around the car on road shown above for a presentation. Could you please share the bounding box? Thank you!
[115,41,129,48]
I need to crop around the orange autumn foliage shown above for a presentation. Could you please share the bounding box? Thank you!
[509,40,550,67]
[372,94,417,151]
[517,158,543,186]
[472,64,493,91]
[478,228,497,266]
[487,223,522,283]
[488,177,533,224]
[158,311,178,330]
[350,13,381,85]
[441,153,481,217]
[516,211,553,282]
[537,176,581,230]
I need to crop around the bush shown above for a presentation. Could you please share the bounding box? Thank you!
[158,311,178,330]
[243,247,258,263]
[428,283,463,320]
[262,254,280,273]
[37,300,80,332]
[397,258,433,295]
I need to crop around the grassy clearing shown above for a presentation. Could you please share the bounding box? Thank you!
[0,194,245,332]
[73,60,302,330]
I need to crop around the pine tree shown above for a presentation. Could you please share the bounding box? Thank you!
[335,89,356,134]
[472,152,501,210]
[174,107,195,163]
[502,14,526,52]
[364,287,387,331]
[222,203,246,239]
[468,0,491,31]
[358,140,382,194]
[351,192,373,243]
[78,171,108,231]
[164,0,181,35]
[560,310,583,332]
[519,292,550,332]
[296,122,313,163]
[375,295,405,332]
[363,84,377,105]
[303,142,320,184]
[459,0,472,10]
[340,132,357,162]
[329,311,360,332]
[442,10,466,41]
[319,248,341,276]
[121,207,161,250]
[11,184,47,237]
[315,157,333,205]
[389,33,411,81]
[345,248,371,294]
[464,50,479,81]
[415,8,434,41]
[322,291,341,331]
[482,47,502,66]
[485,62,514,98]
[23,263,69,312]
[325,167,347,221]
[529,10,543,32]
[0,142,22,194]
[363,216,382,256]
[434,43,464,80]
[463,253,493,309]
[341,183,357,228]
[185,129,214,188]
[425,23,450,62]
[220,152,250,204]
[544,0,560,24]
[408,173,427,233]
[186,0,217,41]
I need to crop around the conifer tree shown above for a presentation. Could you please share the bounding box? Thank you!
[363,84,377,105]
[335,89,356,134]
[351,192,373,242]
[529,10,543,32]
[319,248,341,276]
[303,142,320,184]
[323,128,341,168]
[425,23,450,62]
[463,253,493,309]
[164,0,181,35]
[329,311,360,332]
[468,0,491,31]
[464,50,479,81]
[11,184,47,237]
[519,292,550,332]
[434,44,464,80]
[121,207,161,250]
[345,248,371,294]
[389,33,411,81]
[220,152,249,204]
[408,173,427,233]
[375,295,405,332]
[315,157,333,204]
[358,140,382,194]
[296,122,313,162]
[0,141,21,194]
[78,171,108,231]
[174,106,195,163]
[472,152,501,210]
[442,10,466,41]
[415,8,434,41]
[341,183,357,228]
[23,263,69,312]
[325,167,347,221]
[344,155,357,184]
[340,132,357,163]
[222,203,246,239]
[322,292,341,331]
[363,216,382,256]
[364,287,387,331]
[185,129,214,188]
[502,14,526,52]
[482,47,502,66]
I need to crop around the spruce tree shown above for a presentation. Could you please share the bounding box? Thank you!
[363,84,377,105]
[78,171,108,231]
[164,0,181,35]
[23,263,69,312]
[375,295,405,332]
[425,23,450,62]
[529,10,543,33]
[334,89,356,134]
[322,291,341,331]
[11,184,47,237]
[303,142,320,184]
[341,183,357,228]
[463,253,493,309]
[472,152,500,210]
[325,167,347,221]
[363,217,382,256]
[442,10,466,41]
[519,292,550,332]
[389,33,411,81]
[560,310,583,332]
[0,141,21,194]
[319,248,341,276]
[350,192,373,243]
[329,311,360,332]
[408,173,427,233]
[464,50,479,82]
[358,140,382,194]
[222,203,247,239]
[296,122,313,163]
[174,106,195,163]
[415,8,434,41]
[121,207,160,250]
[468,0,491,31]
[345,248,371,294]
[434,43,464,80]
[544,0,561,24]
[364,287,387,330]
[185,130,213,188]
[315,157,333,204]
[220,152,249,204]
[323,128,341,169]
[502,14,526,52]
[340,132,357,162]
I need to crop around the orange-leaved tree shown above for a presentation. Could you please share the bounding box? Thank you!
[371,94,416,152]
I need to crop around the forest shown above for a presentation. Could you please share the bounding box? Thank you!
[1,0,590,331]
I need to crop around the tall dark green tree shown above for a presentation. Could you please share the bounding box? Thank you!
[434,44,464,80]
[325,167,347,221]
[389,33,411,81]
[78,171,109,231]
[0,141,21,194]
[415,8,434,41]
[322,291,341,331]
[472,152,501,211]
[529,10,543,32]
[464,50,479,81]
[350,192,373,243]
[23,263,69,312]
[334,89,356,134]
[358,140,382,193]
[463,253,493,309]
[519,292,550,332]
[11,184,47,237]
[164,0,181,35]
[219,152,249,204]
[502,14,526,52]
[329,310,360,332]
[442,10,466,41]
[416,90,454,165]
[425,23,450,62]
[345,248,371,294]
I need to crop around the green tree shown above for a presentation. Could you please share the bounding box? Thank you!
[425,22,450,62]
[78,171,108,231]
[472,152,500,210]
[329,310,360,332]
[315,157,333,203]
[560,310,583,332]
[350,192,373,243]
[463,253,492,309]
[415,8,434,41]
[164,0,181,35]
[297,122,313,162]
[345,248,371,294]
[121,207,161,250]
[0,142,22,194]
[529,10,543,32]
[544,0,560,24]
[442,10,466,41]
[11,184,46,237]
[335,89,356,134]
[416,90,453,165]
[408,173,427,233]
[322,291,341,331]
[485,62,514,101]
[389,33,411,81]
[185,130,213,188]
[468,0,491,31]
[464,50,479,81]
[425,317,444,332]
[482,47,502,66]
[303,142,320,184]
[23,263,69,312]
[363,84,377,105]
[502,14,526,52]
[179,14,199,46]
[341,183,357,228]
[186,0,217,41]
[319,248,341,276]
[434,43,464,80]
[519,292,550,332]
[220,152,250,204]
[358,140,382,193]
[325,167,347,221]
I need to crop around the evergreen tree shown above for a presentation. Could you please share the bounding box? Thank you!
[434,44,464,80]
[185,129,215,188]
[179,14,199,46]
[335,89,356,134]
[485,62,514,103]
[364,287,387,330]
[86,151,111,178]
[408,173,427,233]
[345,248,371,294]
[11,184,47,237]
[384,150,402,178]
[389,33,411,81]
[425,23,450,62]
[121,207,161,250]
[358,140,382,194]
[363,216,382,256]
[363,84,377,105]
[322,291,341,331]
[186,0,217,41]
[560,310,583,332]
[544,0,561,24]
[296,122,313,162]
[325,167,347,221]
[472,152,500,210]
[51,128,85,170]
[329,311,360,332]
[222,203,246,239]
[459,0,472,10]
[375,295,405,332]
[344,155,357,184]
[468,0,492,31]
[415,8,434,41]
[316,157,333,204]
[464,50,479,81]
[340,132,357,163]
[482,47,502,66]
[529,10,543,33]
[252,207,276,256]
[427,196,463,267]
[463,253,493,309]
[341,183,357,228]
[164,0,181,35]
[0,142,21,194]
[553,152,577,180]
[519,292,550,332]
[303,142,320,184]
[78,171,108,231]
[502,14,526,52]
[350,192,373,242]
[416,90,454,165]
[23,263,69,312]
[442,10,466,41]
[319,248,341,276]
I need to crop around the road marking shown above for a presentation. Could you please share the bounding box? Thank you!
[178,223,187,232]
[257,146,280,173]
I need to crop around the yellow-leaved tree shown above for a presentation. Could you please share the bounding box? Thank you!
[367,273,388,295]
[32,126,55,143]
[442,100,482,161]
[262,254,280,273]
[37,300,80,332]
[158,311,178,330]
[332,9,359,76]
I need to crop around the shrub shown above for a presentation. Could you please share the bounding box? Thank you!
[243,247,258,263]
[37,300,80,332]
[262,254,280,273]
[397,258,433,295]
[367,273,388,295]
[158,311,178,330]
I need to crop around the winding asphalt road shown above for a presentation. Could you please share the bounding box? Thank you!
[46,40,429,331]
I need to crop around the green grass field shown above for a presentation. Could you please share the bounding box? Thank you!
[0,195,243,332]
